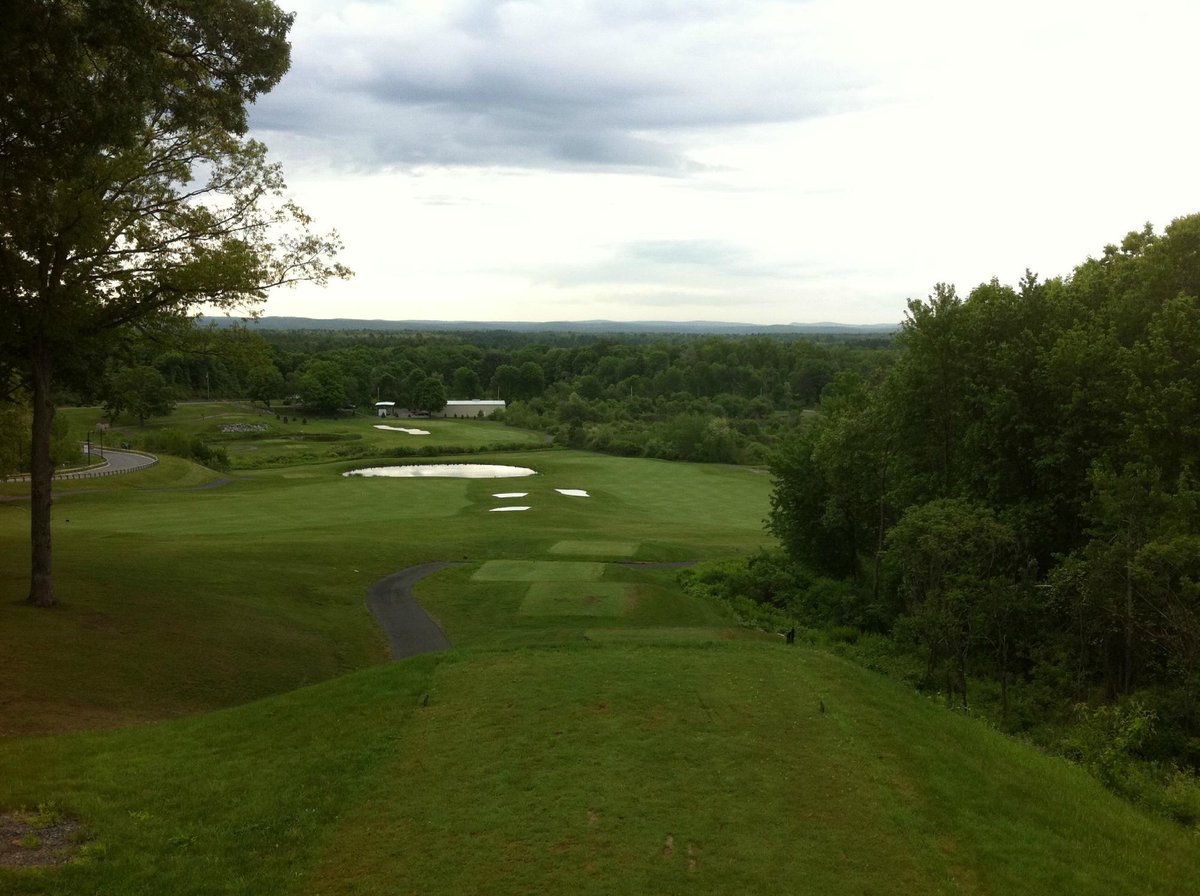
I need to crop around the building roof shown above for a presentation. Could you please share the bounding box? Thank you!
[445,399,505,406]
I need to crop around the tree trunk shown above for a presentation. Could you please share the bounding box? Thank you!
[28,343,56,608]
[872,462,888,603]
[1123,557,1134,694]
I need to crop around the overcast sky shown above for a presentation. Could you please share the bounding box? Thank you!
[244,0,1200,325]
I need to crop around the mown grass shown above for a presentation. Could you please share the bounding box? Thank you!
[0,445,773,735]
[293,646,1200,896]
[0,657,440,895]
[3,646,1197,895]
[416,563,747,649]
[2,411,1198,893]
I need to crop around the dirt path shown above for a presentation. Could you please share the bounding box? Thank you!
[366,563,462,659]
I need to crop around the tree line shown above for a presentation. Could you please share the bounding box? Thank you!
[756,216,1200,819]
[49,325,892,461]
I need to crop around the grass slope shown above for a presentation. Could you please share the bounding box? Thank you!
[2,647,1196,894]
[2,422,1197,893]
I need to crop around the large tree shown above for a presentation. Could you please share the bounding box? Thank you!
[0,1,348,607]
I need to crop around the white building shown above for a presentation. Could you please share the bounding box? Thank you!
[435,400,506,419]
[375,399,505,418]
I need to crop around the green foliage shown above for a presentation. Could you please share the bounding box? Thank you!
[2,0,348,607]
[295,359,351,413]
[103,364,175,425]
[762,214,1200,807]
[413,375,447,414]
[48,413,79,468]
[450,365,481,398]
[237,329,893,465]
[884,498,1023,703]
[1062,698,1158,789]
[679,552,871,635]
[245,364,286,406]
[140,429,230,471]
[0,394,32,477]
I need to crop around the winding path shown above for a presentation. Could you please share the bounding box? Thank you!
[366,563,462,659]
[4,447,158,483]
[77,447,158,477]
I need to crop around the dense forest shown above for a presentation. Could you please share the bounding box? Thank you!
[4,322,894,470]
[734,215,1200,822]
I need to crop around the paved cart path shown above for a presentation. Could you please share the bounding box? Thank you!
[366,563,462,660]
[83,448,157,476]
[4,447,158,483]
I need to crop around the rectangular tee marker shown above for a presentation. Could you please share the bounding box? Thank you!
[549,541,638,557]
[472,560,605,582]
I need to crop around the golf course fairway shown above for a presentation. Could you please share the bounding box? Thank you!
[1,425,1197,893]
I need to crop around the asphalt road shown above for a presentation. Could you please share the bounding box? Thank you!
[366,563,462,660]
[4,447,158,482]
[85,447,157,475]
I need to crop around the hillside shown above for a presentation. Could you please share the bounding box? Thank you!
[1,411,1197,892]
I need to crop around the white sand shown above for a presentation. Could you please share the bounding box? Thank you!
[343,464,537,479]
[373,425,431,435]
[493,492,529,498]
[555,488,591,497]
[490,506,531,512]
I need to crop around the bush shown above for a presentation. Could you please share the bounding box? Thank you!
[140,429,230,471]
[1060,698,1157,789]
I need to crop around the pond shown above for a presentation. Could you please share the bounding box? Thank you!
[343,464,538,479]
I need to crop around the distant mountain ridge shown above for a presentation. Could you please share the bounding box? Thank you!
[201,316,898,335]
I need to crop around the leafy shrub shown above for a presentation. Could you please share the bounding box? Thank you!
[140,429,229,471]
[1061,698,1157,788]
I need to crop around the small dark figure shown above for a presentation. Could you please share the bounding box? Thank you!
[785,627,796,645]
[819,698,826,714]
[419,693,430,707]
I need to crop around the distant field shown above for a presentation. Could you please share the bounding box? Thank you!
[56,402,547,469]
[2,416,1197,894]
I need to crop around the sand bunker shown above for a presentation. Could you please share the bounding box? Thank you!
[493,492,529,498]
[490,506,531,512]
[373,425,431,435]
[555,488,591,497]
[344,464,537,479]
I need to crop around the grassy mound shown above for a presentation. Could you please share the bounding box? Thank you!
[2,647,1197,894]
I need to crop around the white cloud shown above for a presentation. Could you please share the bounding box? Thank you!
[250,0,1200,324]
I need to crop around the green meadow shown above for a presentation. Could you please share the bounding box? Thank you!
[1,405,1197,893]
